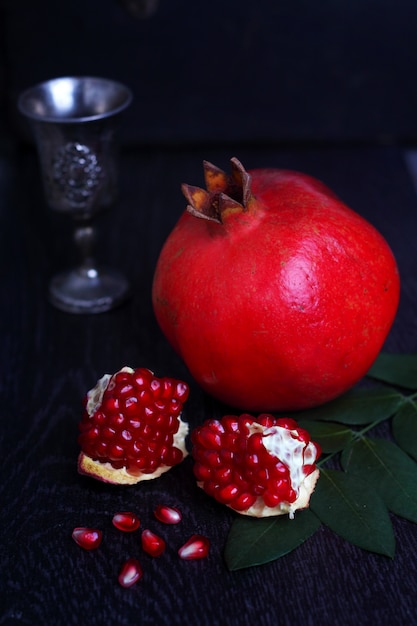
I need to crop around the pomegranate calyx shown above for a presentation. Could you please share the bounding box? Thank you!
[203,159,229,192]
[183,157,254,224]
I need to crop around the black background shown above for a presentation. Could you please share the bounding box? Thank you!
[3,0,417,145]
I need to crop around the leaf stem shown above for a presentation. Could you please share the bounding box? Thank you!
[317,417,389,469]
[353,418,385,440]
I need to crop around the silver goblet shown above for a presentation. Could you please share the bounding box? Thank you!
[18,76,133,313]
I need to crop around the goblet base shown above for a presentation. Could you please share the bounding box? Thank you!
[49,267,130,314]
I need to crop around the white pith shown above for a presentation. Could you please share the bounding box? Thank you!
[79,367,189,485]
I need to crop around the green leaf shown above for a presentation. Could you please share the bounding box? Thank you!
[341,437,417,524]
[297,419,353,453]
[392,400,417,462]
[310,468,395,557]
[224,509,321,571]
[367,353,417,390]
[292,386,405,426]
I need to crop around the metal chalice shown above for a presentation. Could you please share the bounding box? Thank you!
[18,76,133,313]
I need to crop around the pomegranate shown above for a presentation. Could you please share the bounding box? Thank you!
[191,414,320,518]
[152,158,400,411]
[77,367,189,484]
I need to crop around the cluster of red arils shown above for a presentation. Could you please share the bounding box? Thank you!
[72,505,210,588]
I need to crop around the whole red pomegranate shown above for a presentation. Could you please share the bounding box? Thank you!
[152,158,400,412]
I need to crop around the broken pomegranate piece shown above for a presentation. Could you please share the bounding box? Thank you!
[77,367,189,485]
[118,558,143,588]
[72,527,103,550]
[191,414,321,518]
[178,534,210,560]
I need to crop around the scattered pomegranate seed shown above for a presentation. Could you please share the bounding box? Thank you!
[178,534,210,560]
[72,527,103,550]
[112,512,140,532]
[118,558,143,588]
[154,504,182,524]
[141,529,166,557]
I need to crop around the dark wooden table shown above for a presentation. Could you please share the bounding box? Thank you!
[1,141,417,625]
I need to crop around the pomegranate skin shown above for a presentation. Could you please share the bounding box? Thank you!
[152,159,400,412]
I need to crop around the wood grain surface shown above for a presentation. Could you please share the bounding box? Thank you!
[1,144,417,625]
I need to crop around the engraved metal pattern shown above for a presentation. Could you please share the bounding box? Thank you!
[52,142,103,208]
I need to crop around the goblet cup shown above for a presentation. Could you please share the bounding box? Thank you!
[18,76,133,313]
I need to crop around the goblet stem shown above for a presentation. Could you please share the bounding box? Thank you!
[48,218,130,314]
[74,221,98,277]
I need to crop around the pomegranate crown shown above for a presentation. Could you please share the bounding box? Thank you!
[181,157,253,223]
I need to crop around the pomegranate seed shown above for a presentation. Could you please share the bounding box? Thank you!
[72,527,102,550]
[218,483,239,503]
[133,368,153,388]
[276,417,298,430]
[154,504,182,524]
[204,480,220,497]
[178,534,210,560]
[200,449,222,467]
[102,396,120,414]
[231,492,257,511]
[118,558,143,588]
[296,427,311,443]
[238,415,254,433]
[212,466,232,483]
[141,529,166,557]
[303,463,317,476]
[222,415,240,433]
[263,490,282,507]
[271,461,290,477]
[247,433,264,453]
[257,414,276,427]
[160,379,174,398]
[164,446,184,466]
[175,381,189,401]
[198,428,223,449]
[112,512,141,532]
[245,453,260,469]
[193,462,212,481]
